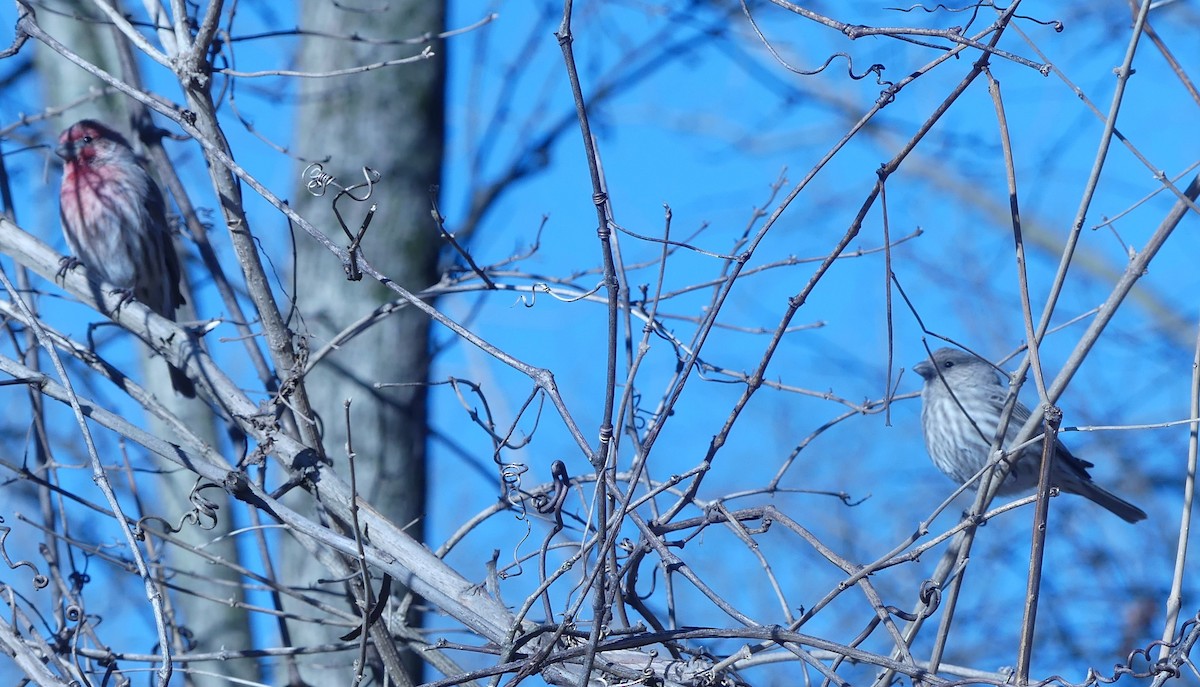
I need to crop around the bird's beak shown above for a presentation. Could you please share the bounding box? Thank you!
[913,359,932,379]
[55,141,73,161]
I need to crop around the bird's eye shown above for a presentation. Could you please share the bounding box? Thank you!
[81,136,93,144]
[942,360,954,369]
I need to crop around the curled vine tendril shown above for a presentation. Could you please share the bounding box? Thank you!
[534,460,571,531]
[0,521,48,589]
[301,163,382,281]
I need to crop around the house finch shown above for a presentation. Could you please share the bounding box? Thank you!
[914,347,1145,523]
[57,119,195,398]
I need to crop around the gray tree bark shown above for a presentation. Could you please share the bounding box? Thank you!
[284,0,444,682]
[34,4,245,686]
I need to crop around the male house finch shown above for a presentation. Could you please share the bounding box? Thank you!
[914,347,1145,523]
[57,119,195,398]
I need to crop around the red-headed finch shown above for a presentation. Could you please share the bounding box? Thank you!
[57,119,195,398]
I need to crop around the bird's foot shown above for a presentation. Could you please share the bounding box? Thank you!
[109,288,135,311]
[56,255,83,279]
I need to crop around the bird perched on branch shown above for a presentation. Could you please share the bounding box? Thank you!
[57,119,195,398]
[914,347,1144,523]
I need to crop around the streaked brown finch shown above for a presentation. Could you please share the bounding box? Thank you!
[914,347,1144,523]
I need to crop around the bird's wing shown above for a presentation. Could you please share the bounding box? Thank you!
[1000,393,1098,475]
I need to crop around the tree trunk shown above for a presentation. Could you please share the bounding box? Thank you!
[35,5,246,687]
[284,1,444,682]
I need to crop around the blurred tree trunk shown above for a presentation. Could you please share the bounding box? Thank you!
[285,0,444,682]
[34,4,241,687]
[34,1,119,123]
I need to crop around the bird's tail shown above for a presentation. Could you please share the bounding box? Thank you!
[1066,480,1147,523]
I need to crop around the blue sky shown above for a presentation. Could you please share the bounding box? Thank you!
[1,1,1198,684]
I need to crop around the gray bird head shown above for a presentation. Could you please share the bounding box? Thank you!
[914,347,1001,388]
